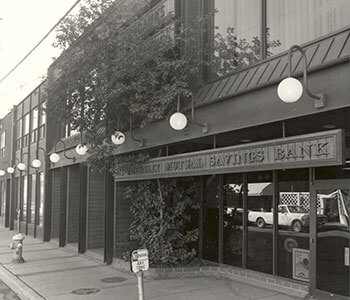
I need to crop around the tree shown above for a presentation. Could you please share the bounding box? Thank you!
[48,0,205,149]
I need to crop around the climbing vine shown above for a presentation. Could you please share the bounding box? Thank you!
[125,178,200,267]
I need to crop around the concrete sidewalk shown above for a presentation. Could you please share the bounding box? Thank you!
[0,227,302,300]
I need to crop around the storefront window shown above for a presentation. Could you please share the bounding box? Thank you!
[213,0,261,76]
[316,187,349,297]
[267,0,350,55]
[203,175,220,262]
[277,169,310,280]
[223,173,243,267]
[247,171,273,274]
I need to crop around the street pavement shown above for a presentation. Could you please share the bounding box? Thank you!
[0,226,302,300]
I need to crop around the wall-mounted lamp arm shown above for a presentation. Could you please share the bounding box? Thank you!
[37,147,46,158]
[288,45,326,108]
[129,116,144,148]
[21,152,35,170]
[191,96,209,133]
[54,140,76,162]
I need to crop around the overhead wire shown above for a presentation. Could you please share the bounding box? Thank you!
[0,0,82,86]
[0,75,46,97]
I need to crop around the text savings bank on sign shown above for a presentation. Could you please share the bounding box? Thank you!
[131,249,149,273]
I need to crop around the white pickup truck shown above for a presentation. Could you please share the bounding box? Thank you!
[248,204,313,232]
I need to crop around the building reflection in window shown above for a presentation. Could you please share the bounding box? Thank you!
[247,171,273,274]
[213,0,261,76]
[316,188,350,297]
[223,173,243,267]
[267,0,350,55]
[277,168,310,280]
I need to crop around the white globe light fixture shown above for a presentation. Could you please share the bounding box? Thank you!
[0,170,5,176]
[169,112,187,131]
[32,159,42,169]
[75,144,88,156]
[7,167,15,174]
[17,163,26,171]
[277,44,326,108]
[277,77,303,103]
[111,131,126,145]
[49,153,60,163]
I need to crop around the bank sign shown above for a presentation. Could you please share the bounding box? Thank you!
[114,130,344,181]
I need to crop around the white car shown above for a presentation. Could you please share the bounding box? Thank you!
[248,204,324,232]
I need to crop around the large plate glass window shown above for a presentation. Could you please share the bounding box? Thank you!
[213,0,261,77]
[223,173,243,267]
[277,168,310,281]
[315,186,349,297]
[267,0,350,55]
[247,171,273,274]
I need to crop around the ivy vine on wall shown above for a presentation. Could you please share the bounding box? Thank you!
[124,177,200,267]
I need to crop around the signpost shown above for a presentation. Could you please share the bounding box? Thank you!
[131,249,149,300]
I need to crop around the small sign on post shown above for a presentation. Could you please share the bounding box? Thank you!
[131,249,149,300]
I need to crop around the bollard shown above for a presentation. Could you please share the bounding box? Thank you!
[10,233,25,263]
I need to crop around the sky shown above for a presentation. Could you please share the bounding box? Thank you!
[0,0,80,118]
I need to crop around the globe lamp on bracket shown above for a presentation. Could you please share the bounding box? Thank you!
[0,170,5,176]
[277,77,303,103]
[277,44,326,108]
[169,112,187,131]
[75,144,88,156]
[7,167,15,174]
[32,159,42,169]
[111,131,126,145]
[17,163,26,171]
[49,153,60,163]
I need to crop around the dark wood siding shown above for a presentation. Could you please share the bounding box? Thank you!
[51,169,60,238]
[87,171,104,249]
[67,165,79,243]
[115,182,137,258]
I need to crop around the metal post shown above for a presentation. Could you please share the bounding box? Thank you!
[137,271,144,300]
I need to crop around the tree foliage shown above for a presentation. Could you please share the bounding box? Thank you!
[48,0,205,143]
[213,27,281,76]
[125,178,199,266]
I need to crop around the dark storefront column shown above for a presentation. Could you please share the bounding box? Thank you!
[43,170,52,242]
[9,173,15,230]
[78,164,88,253]
[5,179,10,228]
[218,175,224,264]
[272,170,278,276]
[33,171,40,238]
[59,167,67,247]
[104,167,114,264]
[242,173,248,269]
[198,176,204,260]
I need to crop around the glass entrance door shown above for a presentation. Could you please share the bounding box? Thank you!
[311,180,350,299]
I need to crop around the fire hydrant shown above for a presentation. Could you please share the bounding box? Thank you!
[10,234,25,263]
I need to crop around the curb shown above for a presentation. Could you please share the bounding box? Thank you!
[0,264,44,300]
[146,265,309,299]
